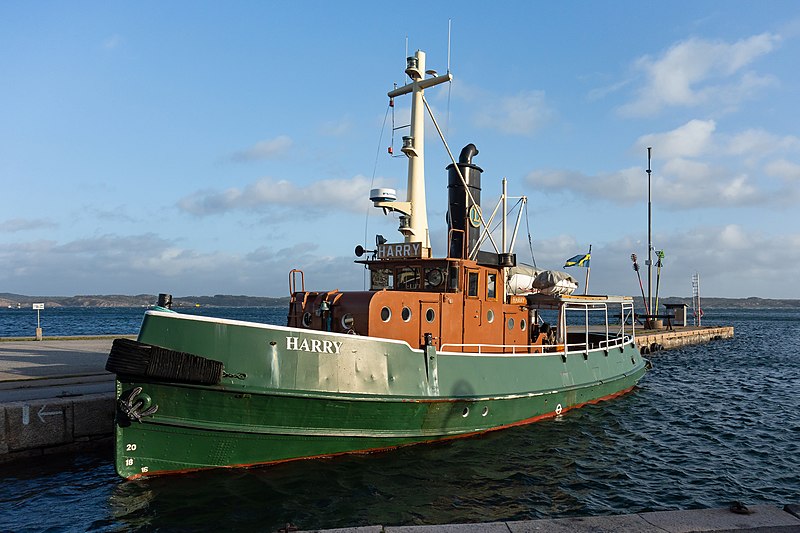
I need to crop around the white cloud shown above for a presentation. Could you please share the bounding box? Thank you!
[724,129,800,159]
[525,166,645,205]
[637,120,716,158]
[620,33,780,117]
[177,175,380,216]
[537,119,798,213]
[567,225,800,298]
[0,234,365,296]
[764,159,800,181]
[229,136,293,162]
[451,81,553,135]
[0,218,57,233]
[526,156,763,209]
[473,90,553,135]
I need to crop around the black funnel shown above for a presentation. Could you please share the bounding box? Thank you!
[446,144,483,259]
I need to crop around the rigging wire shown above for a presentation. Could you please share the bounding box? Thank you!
[390,91,395,154]
[524,201,537,268]
[474,197,524,255]
[363,103,393,289]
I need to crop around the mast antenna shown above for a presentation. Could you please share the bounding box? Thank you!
[447,19,452,73]
[446,19,453,138]
[404,36,409,79]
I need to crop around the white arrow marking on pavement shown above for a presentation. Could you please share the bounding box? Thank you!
[38,405,61,423]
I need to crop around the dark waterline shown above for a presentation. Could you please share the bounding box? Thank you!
[1,307,798,532]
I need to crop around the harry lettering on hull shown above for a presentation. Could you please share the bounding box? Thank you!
[286,336,343,355]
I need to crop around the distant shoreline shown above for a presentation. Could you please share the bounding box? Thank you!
[0,293,289,308]
[1,293,798,309]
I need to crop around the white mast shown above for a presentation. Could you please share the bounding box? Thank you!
[381,50,452,255]
[502,177,508,253]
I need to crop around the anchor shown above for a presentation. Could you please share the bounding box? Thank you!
[118,386,159,422]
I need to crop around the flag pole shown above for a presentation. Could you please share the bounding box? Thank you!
[584,244,591,295]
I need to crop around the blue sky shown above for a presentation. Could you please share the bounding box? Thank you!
[2,2,799,299]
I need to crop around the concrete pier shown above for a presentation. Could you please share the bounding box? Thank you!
[299,504,800,532]
[0,337,125,463]
[636,325,734,353]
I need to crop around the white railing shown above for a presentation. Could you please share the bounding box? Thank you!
[439,299,635,356]
[440,335,632,356]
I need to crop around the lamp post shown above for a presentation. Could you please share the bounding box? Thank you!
[646,147,653,323]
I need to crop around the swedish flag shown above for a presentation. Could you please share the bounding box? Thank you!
[564,253,591,268]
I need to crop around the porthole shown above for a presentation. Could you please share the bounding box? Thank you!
[425,308,436,323]
[481,406,489,417]
[381,307,391,322]
[461,407,469,417]
[520,318,527,331]
[487,309,494,323]
[302,312,312,328]
[507,317,515,330]
[401,306,412,322]
[341,313,354,330]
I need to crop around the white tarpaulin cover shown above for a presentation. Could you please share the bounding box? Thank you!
[507,264,578,296]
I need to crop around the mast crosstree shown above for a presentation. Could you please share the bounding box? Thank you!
[381,50,452,254]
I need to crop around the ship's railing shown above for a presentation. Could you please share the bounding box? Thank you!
[439,342,563,355]
[439,336,633,356]
[441,299,635,355]
[561,300,635,351]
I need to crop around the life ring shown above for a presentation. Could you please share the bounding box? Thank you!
[555,403,563,415]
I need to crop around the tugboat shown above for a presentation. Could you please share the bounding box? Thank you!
[106,50,647,479]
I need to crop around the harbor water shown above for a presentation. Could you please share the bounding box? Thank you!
[1,307,798,532]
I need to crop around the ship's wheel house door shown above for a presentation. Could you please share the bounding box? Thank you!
[462,267,482,351]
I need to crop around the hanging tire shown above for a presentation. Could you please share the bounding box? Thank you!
[106,338,223,385]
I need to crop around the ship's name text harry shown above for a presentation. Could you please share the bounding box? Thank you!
[377,242,422,259]
[286,336,343,354]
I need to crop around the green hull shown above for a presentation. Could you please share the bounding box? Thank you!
[113,310,646,478]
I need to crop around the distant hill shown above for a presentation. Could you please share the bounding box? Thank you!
[0,293,289,308]
[657,296,800,309]
[1,292,797,309]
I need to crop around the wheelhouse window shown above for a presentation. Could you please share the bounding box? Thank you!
[448,265,460,291]
[396,266,420,290]
[371,268,394,290]
[487,272,497,300]
[467,270,479,297]
[424,267,444,289]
